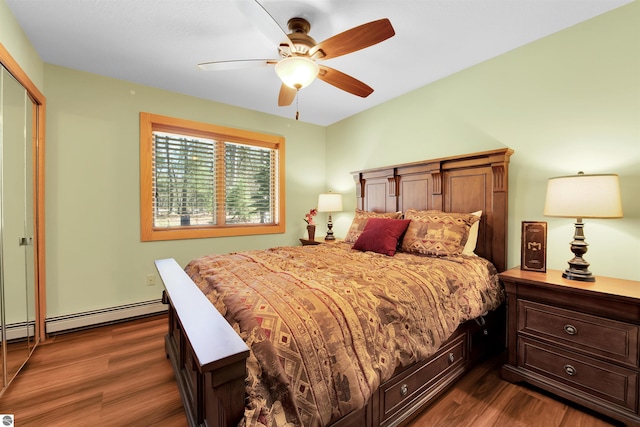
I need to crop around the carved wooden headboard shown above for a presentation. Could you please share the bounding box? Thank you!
[352,148,513,272]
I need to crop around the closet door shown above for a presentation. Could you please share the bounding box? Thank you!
[0,66,34,387]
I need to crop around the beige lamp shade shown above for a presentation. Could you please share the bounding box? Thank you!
[317,193,343,213]
[544,173,623,219]
[275,57,319,90]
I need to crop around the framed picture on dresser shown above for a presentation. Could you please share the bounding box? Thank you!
[521,221,547,272]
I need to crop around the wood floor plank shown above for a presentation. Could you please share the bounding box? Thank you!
[0,314,626,426]
[1,356,110,405]
[17,393,103,427]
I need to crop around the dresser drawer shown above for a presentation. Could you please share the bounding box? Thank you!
[518,300,639,367]
[518,337,638,412]
[381,333,466,422]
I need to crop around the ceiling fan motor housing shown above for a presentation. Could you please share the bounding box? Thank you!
[284,18,316,56]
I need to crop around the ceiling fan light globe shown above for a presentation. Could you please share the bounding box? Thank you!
[275,57,319,90]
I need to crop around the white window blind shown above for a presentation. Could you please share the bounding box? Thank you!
[151,132,277,228]
[224,141,277,225]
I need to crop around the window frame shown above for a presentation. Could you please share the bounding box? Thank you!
[140,112,286,241]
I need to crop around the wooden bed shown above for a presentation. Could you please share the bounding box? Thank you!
[156,148,513,427]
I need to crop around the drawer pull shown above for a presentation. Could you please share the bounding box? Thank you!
[400,384,408,396]
[448,352,455,363]
[563,324,577,335]
[563,364,577,376]
[474,316,486,327]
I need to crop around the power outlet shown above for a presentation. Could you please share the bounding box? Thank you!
[146,274,156,286]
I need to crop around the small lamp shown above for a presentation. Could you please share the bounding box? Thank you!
[274,57,319,90]
[317,193,343,241]
[544,172,623,282]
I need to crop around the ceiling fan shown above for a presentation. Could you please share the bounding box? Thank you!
[198,0,395,108]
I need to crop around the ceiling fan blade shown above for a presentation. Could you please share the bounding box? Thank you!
[309,18,395,60]
[236,0,294,53]
[198,59,276,71]
[317,66,373,98]
[278,84,297,106]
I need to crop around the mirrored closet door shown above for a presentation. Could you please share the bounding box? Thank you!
[0,47,45,396]
[1,65,35,384]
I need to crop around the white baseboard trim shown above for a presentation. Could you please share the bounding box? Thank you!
[46,299,167,334]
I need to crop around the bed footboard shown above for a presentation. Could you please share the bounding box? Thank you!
[156,258,250,427]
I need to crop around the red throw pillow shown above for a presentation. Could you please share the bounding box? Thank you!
[352,218,411,256]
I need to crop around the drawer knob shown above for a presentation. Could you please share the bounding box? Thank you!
[564,364,577,376]
[448,352,455,363]
[400,384,408,396]
[563,324,577,335]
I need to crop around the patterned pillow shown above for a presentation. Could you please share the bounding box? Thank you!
[344,209,403,243]
[400,209,480,256]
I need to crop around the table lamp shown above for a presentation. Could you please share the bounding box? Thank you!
[317,193,343,241]
[543,172,623,282]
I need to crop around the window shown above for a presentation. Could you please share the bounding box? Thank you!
[140,113,285,241]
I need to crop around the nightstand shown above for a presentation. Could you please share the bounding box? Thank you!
[499,267,640,426]
[299,237,343,246]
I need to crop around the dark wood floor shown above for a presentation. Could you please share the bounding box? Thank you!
[0,314,622,426]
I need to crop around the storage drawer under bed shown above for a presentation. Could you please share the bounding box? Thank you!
[380,333,467,423]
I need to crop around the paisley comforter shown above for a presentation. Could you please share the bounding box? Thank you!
[185,242,503,427]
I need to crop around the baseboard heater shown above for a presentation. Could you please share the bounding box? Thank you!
[0,321,36,342]
[46,299,167,334]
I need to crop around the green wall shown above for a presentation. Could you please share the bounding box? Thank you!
[2,0,639,321]
[0,0,43,89]
[42,65,326,316]
[327,1,640,281]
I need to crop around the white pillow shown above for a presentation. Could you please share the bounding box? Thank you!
[462,211,482,256]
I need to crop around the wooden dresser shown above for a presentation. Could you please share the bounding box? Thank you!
[500,268,640,426]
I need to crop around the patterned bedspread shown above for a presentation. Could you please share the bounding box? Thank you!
[185,242,503,427]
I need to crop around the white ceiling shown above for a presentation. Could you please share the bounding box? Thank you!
[6,0,632,126]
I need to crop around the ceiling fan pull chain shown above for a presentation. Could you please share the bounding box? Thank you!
[295,90,300,120]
